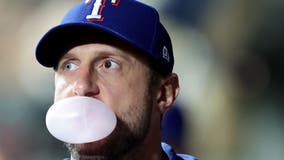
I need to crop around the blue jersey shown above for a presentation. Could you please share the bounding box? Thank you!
[161,142,197,160]
[63,142,196,160]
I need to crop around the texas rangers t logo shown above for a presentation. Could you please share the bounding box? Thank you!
[85,0,120,21]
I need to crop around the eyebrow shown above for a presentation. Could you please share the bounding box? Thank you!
[60,52,76,60]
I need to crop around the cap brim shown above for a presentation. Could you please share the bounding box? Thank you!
[35,23,138,68]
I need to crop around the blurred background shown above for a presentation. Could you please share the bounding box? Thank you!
[0,0,283,159]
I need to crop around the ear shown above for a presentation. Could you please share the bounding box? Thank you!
[156,73,180,113]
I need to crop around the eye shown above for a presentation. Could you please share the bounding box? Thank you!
[64,62,79,71]
[103,59,119,69]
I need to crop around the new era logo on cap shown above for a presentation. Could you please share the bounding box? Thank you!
[36,0,174,75]
[162,46,170,62]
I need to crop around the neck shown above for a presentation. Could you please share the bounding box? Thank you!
[124,104,163,160]
[122,106,163,160]
[122,133,162,160]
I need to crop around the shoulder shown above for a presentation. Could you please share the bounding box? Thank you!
[162,142,198,160]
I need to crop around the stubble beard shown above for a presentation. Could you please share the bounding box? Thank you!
[66,87,155,160]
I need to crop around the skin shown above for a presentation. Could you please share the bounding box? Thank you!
[54,41,180,160]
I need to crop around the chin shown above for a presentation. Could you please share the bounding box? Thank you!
[74,139,110,156]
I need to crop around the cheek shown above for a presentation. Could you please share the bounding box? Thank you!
[54,76,73,102]
[104,75,149,115]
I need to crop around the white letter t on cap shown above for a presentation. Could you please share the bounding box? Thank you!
[86,0,120,21]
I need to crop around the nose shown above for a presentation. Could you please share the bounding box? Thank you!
[72,68,99,97]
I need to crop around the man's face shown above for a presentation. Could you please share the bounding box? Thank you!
[54,42,156,158]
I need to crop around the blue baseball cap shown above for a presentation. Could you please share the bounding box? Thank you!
[36,0,174,75]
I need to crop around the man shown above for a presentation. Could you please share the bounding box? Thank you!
[36,0,197,160]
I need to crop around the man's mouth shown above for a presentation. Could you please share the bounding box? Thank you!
[46,96,117,144]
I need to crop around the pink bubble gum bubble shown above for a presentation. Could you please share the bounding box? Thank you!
[46,96,117,144]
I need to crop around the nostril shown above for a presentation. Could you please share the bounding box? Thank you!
[84,91,99,97]
[72,80,100,97]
